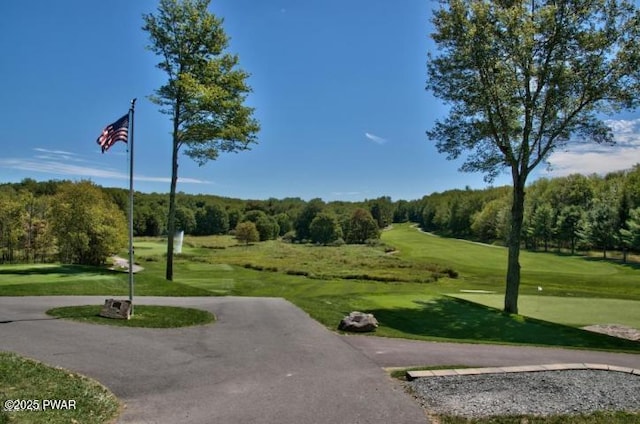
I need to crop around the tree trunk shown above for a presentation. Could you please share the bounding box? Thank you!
[504,176,526,314]
[165,132,180,281]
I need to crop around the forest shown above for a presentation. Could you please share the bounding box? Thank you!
[2,164,640,265]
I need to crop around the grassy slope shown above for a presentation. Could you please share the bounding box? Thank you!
[382,224,640,300]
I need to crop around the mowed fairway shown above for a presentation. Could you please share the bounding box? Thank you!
[383,224,640,300]
[453,294,640,328]
[1,223,639,350]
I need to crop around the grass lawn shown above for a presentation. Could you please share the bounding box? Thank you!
[47,305,215,328]
[0,223,639,351]
[0,351,120,424]
[2,224,640,423]
[0,263,211,296]
[452,293,640,328]
[382,224,640,300]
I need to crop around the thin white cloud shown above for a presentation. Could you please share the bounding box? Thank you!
[0,149,211,185]
[544,118,640,176]
[33,148,78,156]
[365,132,387,145]
[33,148,86,163]
[331,191,362,197]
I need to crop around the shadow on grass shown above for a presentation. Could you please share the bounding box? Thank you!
[369,297,640,351]
[0,317,61,324]
[525,248,640,270]
[581,255,640,271]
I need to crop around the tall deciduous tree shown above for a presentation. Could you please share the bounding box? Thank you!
[309,212,343,245]
[143,0,260,280]
[235,221,259,245]
[50,181,127,266]
[427,0,640,313]
[294,198,325,241]
[556,205,585,254]
[344,208,380,244]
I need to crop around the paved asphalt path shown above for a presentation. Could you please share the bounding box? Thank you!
[2,297,639,423]
[1,296,427,424]
[340,334,640,369]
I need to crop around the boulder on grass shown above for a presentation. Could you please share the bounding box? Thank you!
[99,299,132,320]
[338,311,378,333]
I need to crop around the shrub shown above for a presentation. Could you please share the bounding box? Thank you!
[235,222,259,245]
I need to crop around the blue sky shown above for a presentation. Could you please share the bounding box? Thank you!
[1,0,639,202]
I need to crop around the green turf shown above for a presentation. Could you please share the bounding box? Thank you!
[0,351,120,424]
[1,223,640,351]
[46,305,215,328]
[383,224,640,300]
[452,294,640,328]
[0,262,212,296]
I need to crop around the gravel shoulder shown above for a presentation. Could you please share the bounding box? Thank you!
[342,334,640,419]
[407,369,640,418]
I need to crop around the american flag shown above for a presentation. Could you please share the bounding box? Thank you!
[96,113,129,153]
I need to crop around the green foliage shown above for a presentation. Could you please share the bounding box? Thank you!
[427,0,640,313]
[369,196,394,228]
[530,203,556,252]
[235,221,259,245]
[620,207,640,252]
[0,187,55,264]
[582,199,620,258]
[344,208,379,244]
[294,198,325,241]
[309,212,343,245]
[133,202,166,236]
[274,212,293,236]
[393,199,410,223]
[0,186,26,263]
[471,198,508,242]
[428,0,640,180]
[227,208,243,229]
[175,204,197,233]
[50,181,127,266]
[556,205,586,254]
[243,210,279,240]
[143,0,260,280]
[195,203,229,235]
[142,0,260,160]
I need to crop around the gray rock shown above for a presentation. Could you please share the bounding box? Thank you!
[99,298,132,320]
[338,311,378,332]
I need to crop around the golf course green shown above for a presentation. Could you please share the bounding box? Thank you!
[1,223,639,351]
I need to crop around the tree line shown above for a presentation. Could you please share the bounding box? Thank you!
[0,179,390,265]
[3,166,640,266]
[414,166,640,261]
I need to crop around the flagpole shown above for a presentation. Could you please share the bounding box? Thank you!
[128,98,137,315]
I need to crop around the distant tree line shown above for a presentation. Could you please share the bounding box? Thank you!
[0,179,392,264]
[414,165,640,261]
[4,166,640,265]
[0,180,126,265]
